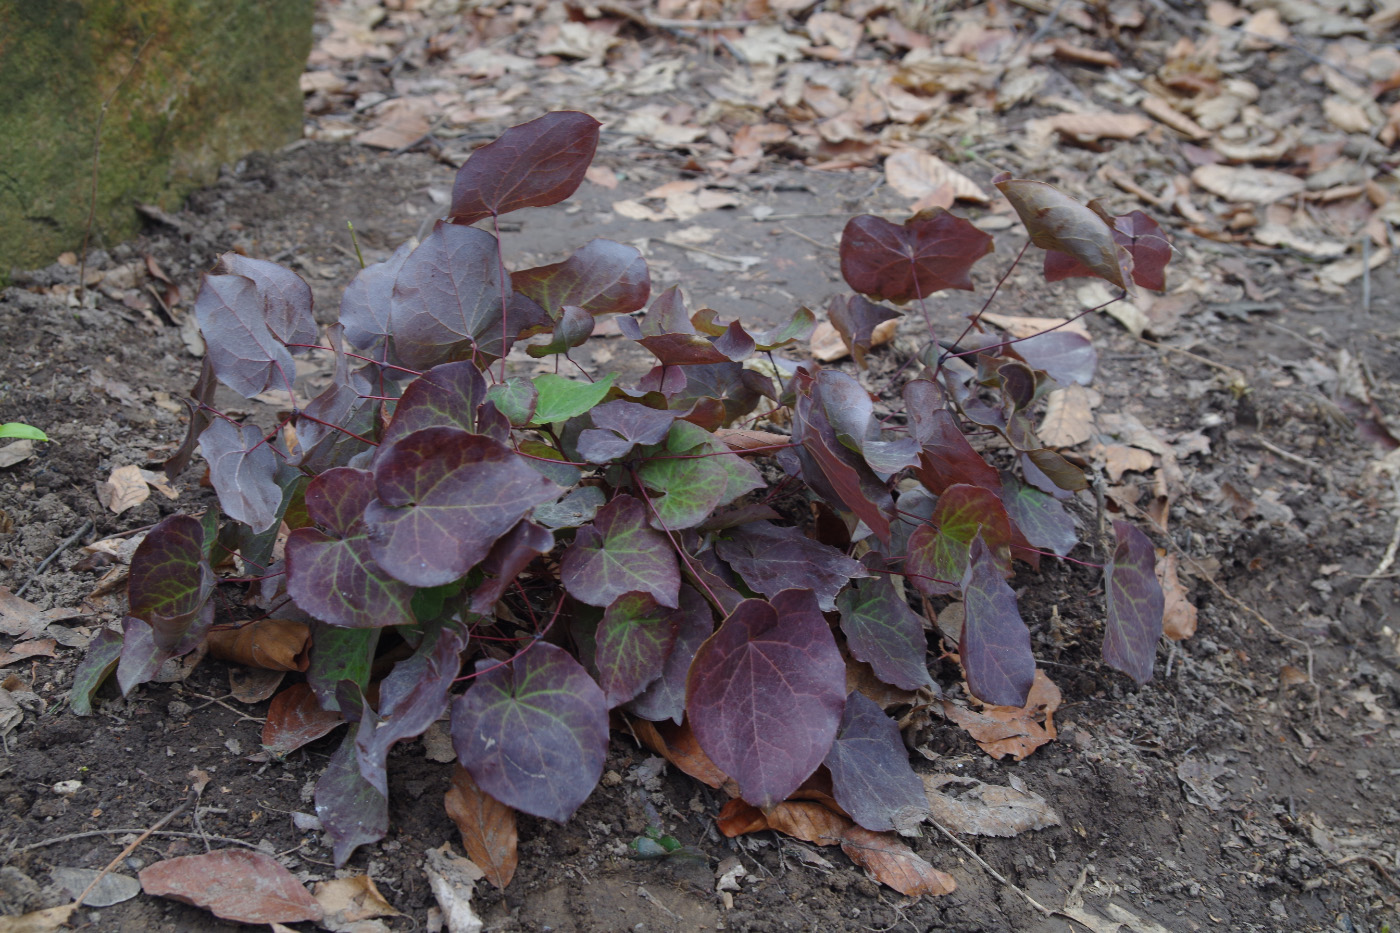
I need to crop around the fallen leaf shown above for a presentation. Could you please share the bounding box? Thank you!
[0,904,76,933]
[810,319,898,362]
[0,639,57,667]
[1139,96,1209,139]
[445,765,518,889]
[839,826,956,896]
[630,717,730,789]
[99,464,149,515]
[1176,758,1227,810]
[139,849,323,924]
[979,312,1090,340]
[921,774,1060,836]
[423,845,484,933]
[229,666,285,703]
[1104,444,1155,482]
[49,867,140,907]
[313,875,400,930]
[207,618,310,672]
[1157,552,1197,640]
[584,165,618,189]
[262,683,344,756]
[762,801,852,846]
[943,670,1061,760]
[0,440,36,469]
[1191,165,1305,204]
[1039,385,1096,448]
[1027,112,1152,150]
[0,588,82,639]
[884,150,988,203]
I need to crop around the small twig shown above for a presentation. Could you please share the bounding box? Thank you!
[1240,436,1324,473]
[6,828,267,860]
[71,791,196,907]
[1135,336,1247,382]
[781,225,832,251]
[1334,853,1400,892]
[1358,474,1400,600]
[16,519,93,598]
[928,818,1054,917]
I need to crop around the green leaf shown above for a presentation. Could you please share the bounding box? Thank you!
[529,373,616,425]
[487,376,539,427]
[636,421,764,530]
[306,624,381,713]
[0,423,48,441]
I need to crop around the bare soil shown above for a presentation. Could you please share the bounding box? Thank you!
[3,3,1400,932]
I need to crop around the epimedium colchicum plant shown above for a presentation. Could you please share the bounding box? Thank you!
[71,111,1169,884]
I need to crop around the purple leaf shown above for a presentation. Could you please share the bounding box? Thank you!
[836,574,933,691]
[595,591,680,708]
[998,475,1077,558]
[1023,447,1088,492]
[1103,521,1164,684]
[116,616,168,696]
[340,241,413,354]
[525,304,595,359]
[1043,206,1170,292]
[1009,330,1097,387]
[791,369,894,543]
[576,399,677,464]
[686,590,845,809]
[905,485,1014,597]
[817,370,920,474]
[294,326,378,473]
[828,295,902,369]
[315,724,389,866]
[356,621,466,795]
[512,238,651,318]
[560,494,680,608]
[467,521,554,616]
[617,286,738,366]
[128,514,215,652]
[751,305,817,351]
[199,418,282,533]
[452,641,609,822]
[533,485,606,530]
[69,626,123,716]
[366,428,562,587]
[217,252,317,349]
[959,537,1035,707]
[194,273,296,398]
[163,358,218,482]
[286,468,417,629]
[905,396,1002,496]
[306,624,380,713]
[715,521,866,612]
[388,221,524,369]
[379,360,488,449]
[636,420,765,530]
[995,177,1132,293]
[840,211,994,304]
[671,362,763,425]
[450,111,601,226]
[824,692,929,833]
[626,586,714,724]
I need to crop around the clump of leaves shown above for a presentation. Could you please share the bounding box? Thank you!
[72,111,1170,887]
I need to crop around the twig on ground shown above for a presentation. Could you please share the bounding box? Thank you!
[16,519,93,598]
[71,790,197,908]
[1357,474,1400,602]
[1334,853,1400,893]
[1135,336,1246,382]
[928,818,1054,917]
[781,225,832,251]
[5,828,267,860]
[1240,436,1325,474]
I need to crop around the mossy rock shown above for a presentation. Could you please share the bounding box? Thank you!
[0,0,314,271]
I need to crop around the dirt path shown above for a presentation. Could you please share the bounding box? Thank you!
[3,2,1400,931]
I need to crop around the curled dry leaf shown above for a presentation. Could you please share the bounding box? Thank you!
[943,669,1061,760]
[1039,385,1096,449]
[629,716,731,789]
[445,765,518,889]
[99,464,150,515]
[1156,552,1197,641]
[839,826,956,897]
[809,318,899,363]
[1191,165,1306,204]
[884,149,988,204]
[921,774,1061,837]
[207,618,311,672]
[313,874,400,929]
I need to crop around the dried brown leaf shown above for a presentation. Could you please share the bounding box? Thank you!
[445,765,518,889]
[943,670,1061,760]
[1157,552,1197,641]
[313,875,400,926]
[884,150,988,203]
[839,826,956,896]
[922,774,1061,836]
[207,619,310,672]
[100,464,150,515]
[1039,386,1096,448]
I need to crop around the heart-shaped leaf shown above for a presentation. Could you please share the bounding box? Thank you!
[905,484,1014,597]
[595,591,680,708]
[128,514,215,652]
[828,295,902,369]
[379,360,488,448]
[315,724,389,866]
[905,383,1002,495]
[217,252,317,350]
[998,475,1077,558]
[636,420,765,530]
[687,590,845,808]
[715,521,866,612]
[512,238,650,318]
[525,304,595,359]
[450,111,601,226]
[840,210,994,304]
[1043,205,1170,292]
[366,428,562,588]
[577,399,678,463]
[816,370,920,474]
[199,418,282,533]
[530,373,616,425]
[194,273,297,399]
[262,683,345,756]
[994,176,1132,292]
[340,241,412,354]
[452,642,609,822]
[1103,521,1164,684]
[836,573,934,691]
[1008,330,1097,387]
[560,494,680,608]
[487,376,539,427]
[959,536,1035,707]
[286,468,417,629]
[824,692,929,833]
[626,586,714,725]
[139,849,323,925]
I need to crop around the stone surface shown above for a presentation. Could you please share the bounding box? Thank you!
[0,0,314,272]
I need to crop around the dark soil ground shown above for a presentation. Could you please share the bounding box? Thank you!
[4,3,1400,931]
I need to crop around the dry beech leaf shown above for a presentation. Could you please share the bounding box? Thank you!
[630,716,730,789]
[1039,386,1096,448]
[101,464,150,515]
[1026,112,1152,150]
[716,429,791,453]
[207,619,310,672]
[445,765,518,889]
[1104,444,1155,482]
[763,801,852,846]
[884,149,988,204]
[584,165,618,189]
[0,587,82,639]
[810,319,898,362]
[922,774,1061,836]
[0,440,36,469]
[1140,97,1209,140]
[1157,551,1197,641]
[139,849,323,925]
[1191,165,1305,204]
[943,670,1061,760]
[839,826,956,897]
[229,666,286,704]
[313,875,400,927]
[0,639,57,667]
[0,904,76,933]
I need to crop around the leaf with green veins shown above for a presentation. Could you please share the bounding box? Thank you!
[0,423,48,441]
[637,421,764,530]
[836,573,934,691]
[595,591,679,708]
[306,624,380,713]
[69,627,123,716]
[488,376,538,427]
[530,373,616,425]
[905,485,1014,598]
[561,494,680,608]
[128,515,216,652]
